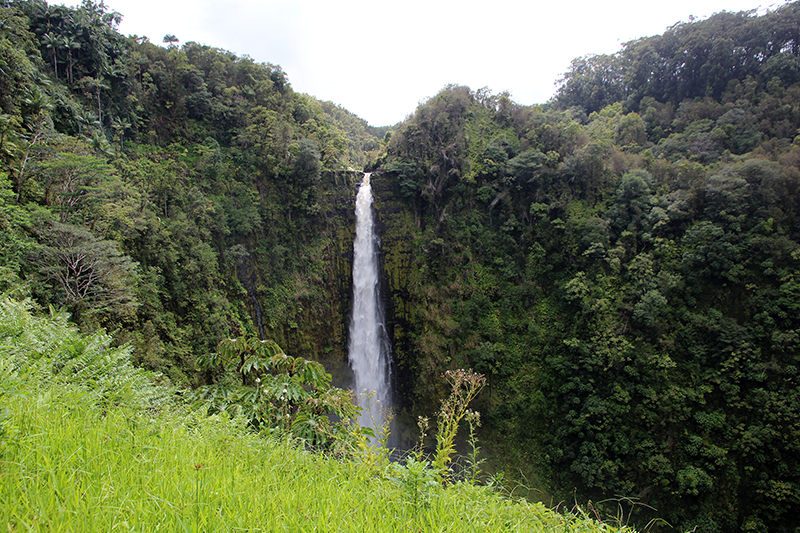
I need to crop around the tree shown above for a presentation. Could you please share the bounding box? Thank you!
[28,221,139,326]
[78,75,109,125]
[42,32,60,79]
[35,146,116,223]
[62,34,81,84]
[556,54,626,114]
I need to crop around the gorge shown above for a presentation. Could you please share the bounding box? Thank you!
[3,2,800,531]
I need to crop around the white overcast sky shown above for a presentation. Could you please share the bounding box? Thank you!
[60,0,778,126]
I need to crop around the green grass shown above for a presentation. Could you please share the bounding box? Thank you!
[0,298,630,532]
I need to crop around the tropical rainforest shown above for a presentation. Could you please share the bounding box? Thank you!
[1,0,799,532]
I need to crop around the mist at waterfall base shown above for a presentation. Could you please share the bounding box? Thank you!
[348,173,392,443]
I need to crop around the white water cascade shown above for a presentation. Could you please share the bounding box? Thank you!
[348,172,391,438]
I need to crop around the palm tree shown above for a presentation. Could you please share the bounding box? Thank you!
[76,109,99,135]
[91,75,109,124]
[42,32,60,79]
[111,117,131,151]
[62,35,81,84]
[77,74,108,126]
[22,87,53,116]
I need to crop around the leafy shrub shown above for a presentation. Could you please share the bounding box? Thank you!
[194,336,363,450]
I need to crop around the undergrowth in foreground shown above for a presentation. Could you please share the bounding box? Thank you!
[0,298,631,532]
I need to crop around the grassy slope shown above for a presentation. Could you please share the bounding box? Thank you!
[0,298,628,532]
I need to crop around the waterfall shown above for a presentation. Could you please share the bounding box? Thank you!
[349,172,391,439]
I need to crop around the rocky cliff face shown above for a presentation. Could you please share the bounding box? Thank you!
[236,170,363,387]
[233,169,423,444]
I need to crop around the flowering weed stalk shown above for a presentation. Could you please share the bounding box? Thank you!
[432,369,486,476]
[464,408,485,484]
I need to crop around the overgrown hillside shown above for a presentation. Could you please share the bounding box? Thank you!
[375,4,800,532]
[1,0,380,386]
[2,1,800,532]
[0,297,628,532]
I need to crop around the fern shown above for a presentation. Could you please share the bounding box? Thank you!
[0,297,172,412]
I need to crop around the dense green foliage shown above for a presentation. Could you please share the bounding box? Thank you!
[556,4,800,115]
[376,4,800,531]
[2,1,800,532]
[193,336,362,449]
[376,5,800,532]
[1,0,380,385]
[0,298,628,532]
